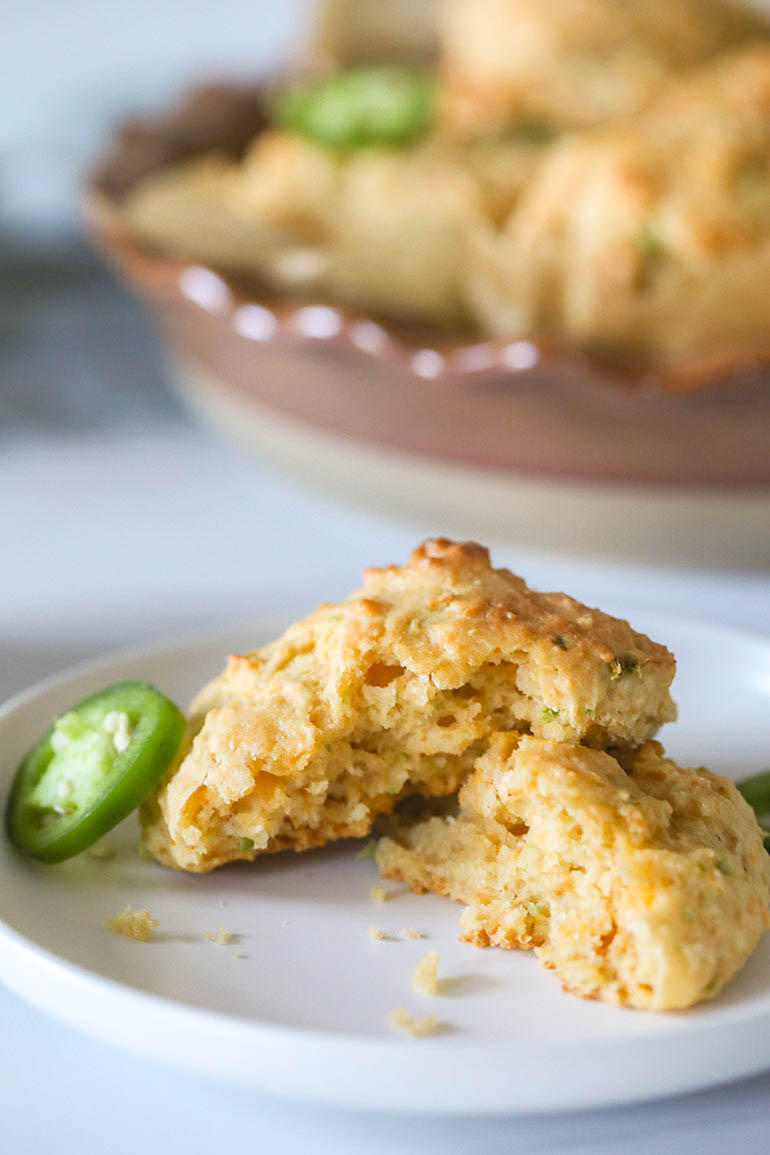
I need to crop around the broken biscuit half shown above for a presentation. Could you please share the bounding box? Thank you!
[141,539,675,872]
[377,734,770,1010]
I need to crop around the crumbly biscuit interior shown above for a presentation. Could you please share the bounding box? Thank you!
[377,734,770,1009]
[144,653,580,869]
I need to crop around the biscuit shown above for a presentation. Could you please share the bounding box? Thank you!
[469,45,770,361]
[142,540,675,872]
[377,734,770,1009]
[438,0,766,134]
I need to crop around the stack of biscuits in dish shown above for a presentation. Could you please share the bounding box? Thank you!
[112,0,770,364]
[142,540,770,1010]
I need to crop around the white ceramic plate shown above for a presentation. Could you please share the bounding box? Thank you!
[1,613,770,1116]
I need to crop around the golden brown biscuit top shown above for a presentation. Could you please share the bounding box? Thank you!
[364,537,673,684]
[226,538,674,696]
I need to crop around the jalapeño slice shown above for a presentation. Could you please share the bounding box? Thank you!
[737,770,770,819]
[737,770,770,851]
[274,66,436,151]
[6,681,185,863]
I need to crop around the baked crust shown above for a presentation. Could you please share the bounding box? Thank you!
[438,0,767,134]
[141,539,675,871]
[377,734,770,1009]
[470,45,770,359]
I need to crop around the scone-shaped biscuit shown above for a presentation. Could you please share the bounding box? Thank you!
[142,540,675,872]
[469,45,770,361]
[377,735,770,1009]
[438,0,766,135]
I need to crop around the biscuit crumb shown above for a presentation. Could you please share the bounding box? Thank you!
[106,906,158,941]
[387,1006,438,1037]
[206,924,234,945]
[370,885,387,903]
[368,925,386,940]
[413,950,441,995]
[87,842,115,861]
[399,927,424,939]
[233,951,247,959]
[358,840,378,860]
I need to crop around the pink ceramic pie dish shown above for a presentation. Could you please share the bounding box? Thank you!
[85,83,770,567]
